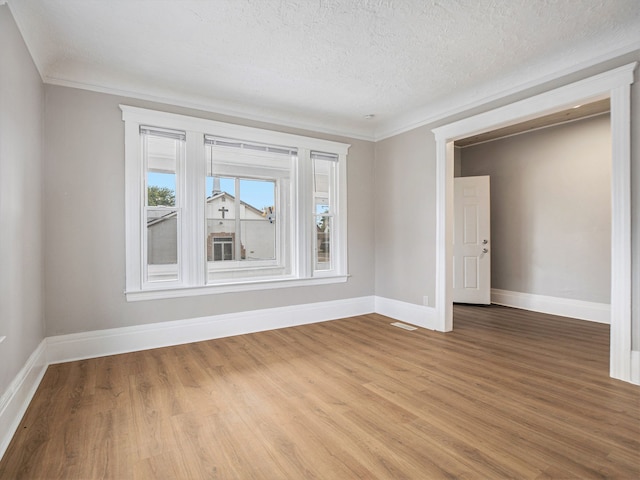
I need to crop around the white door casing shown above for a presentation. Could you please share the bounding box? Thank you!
[453,176,490,304]
[432,62,636,384]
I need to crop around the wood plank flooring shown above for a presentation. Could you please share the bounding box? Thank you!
[1,305,638,479]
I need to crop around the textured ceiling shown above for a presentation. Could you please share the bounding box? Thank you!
[7,0,640,140]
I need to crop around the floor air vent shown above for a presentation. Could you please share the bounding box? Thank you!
[390,322,418,331]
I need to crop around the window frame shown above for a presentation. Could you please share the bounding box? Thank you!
[142,128,185,286]
[122,105,350,301]
[312,152,338,273]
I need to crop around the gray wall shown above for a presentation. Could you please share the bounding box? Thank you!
[374,126,436,306]
[2,1,639,382]
[0,6,45,395]
[460,114,611,303]
[373,51,639,348]
[43,85,375,336]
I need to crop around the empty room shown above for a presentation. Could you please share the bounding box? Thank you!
[1,1,639,478]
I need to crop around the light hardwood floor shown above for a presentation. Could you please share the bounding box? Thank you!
[1,305,639,479]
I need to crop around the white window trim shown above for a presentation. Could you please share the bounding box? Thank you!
[121,105,350,301]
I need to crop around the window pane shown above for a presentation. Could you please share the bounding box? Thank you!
[147,209,178,281]
[146,135,177,207]
[240,219,275,261]
[206,175,236,261]
[206,175,235,199]
[314,157,333,272]
[316,215,331,270]
[240,179,276,261]
[211,237,234,261]
[240,179,274,212]
[144,133,180,283]
[207,180,235,220]
[316,199,330,216]
[206,222,236,261]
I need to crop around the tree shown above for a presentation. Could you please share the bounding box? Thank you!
[316,207,329,231]
[148,186,175,206]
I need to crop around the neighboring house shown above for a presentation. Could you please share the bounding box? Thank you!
[146,210,179,265]
[147,191,275,265]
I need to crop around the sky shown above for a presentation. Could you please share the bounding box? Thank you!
[148,173,275,210]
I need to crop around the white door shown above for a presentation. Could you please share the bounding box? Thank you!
[453,176,491,304]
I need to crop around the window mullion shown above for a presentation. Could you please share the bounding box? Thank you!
[184,131,206,286]
[141,135,150,285]
[296,148,312,278]
[335,152,348,275]
[234,177,241,260]
[125,120,144,292]
[327,160,336,272]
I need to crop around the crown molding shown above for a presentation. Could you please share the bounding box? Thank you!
[374,39,640,141]
[9,0,638,144]
[43,75,377,142]
[46,34,638,145]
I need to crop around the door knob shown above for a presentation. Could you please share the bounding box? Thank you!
[482,248,488,254]
[482,239,488,244]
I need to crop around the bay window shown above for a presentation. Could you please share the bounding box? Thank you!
[121,106,349,301]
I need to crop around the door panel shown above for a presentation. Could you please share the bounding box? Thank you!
[463,256,478,289]
[454,176,490,304]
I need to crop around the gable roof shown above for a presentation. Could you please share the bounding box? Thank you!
[148,191,267,226]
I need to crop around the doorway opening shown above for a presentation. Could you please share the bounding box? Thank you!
[453,106,611,313]
[432,63,636,383]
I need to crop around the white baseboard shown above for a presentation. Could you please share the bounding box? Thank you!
[1,296,376,462]
[21,291,614,462]
[491,289,611,324]
[374,296,438,330]
[47,296,376,364]
[0,340,48,461]
[631,351,640,385]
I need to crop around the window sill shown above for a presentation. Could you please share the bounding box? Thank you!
[125,274,350,302]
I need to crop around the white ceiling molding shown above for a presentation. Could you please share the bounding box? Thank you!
[45,76,377,142]
[6,0,640,142]
[375,39,640,141]
[41,38,640,143]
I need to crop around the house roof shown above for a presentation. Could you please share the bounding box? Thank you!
[6,0,640,140]
[207,191,266,217]
[148,191,266,226]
